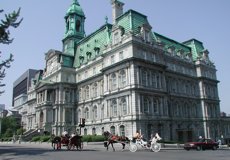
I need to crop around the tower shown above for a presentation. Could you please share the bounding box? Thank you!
[63,0,85,56]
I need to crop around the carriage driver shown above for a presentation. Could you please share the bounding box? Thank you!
[132,130,142,142]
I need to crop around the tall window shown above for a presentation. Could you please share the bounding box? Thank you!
[120,98,127,115]
[93,83,98,98]
[93,105,97,120]
[92,128,96,135]
[101,106,104,119]
[144,97,150,113]
[110,126,116,135]
[153,99,159,114]
[142,70,148,86]
[111,99,117,117]
[113,32,119,44]
[85,108,89,119]
[119,70,126,88]
[120,125,125,136]
[111,73,117,90]
[85,86,89,99]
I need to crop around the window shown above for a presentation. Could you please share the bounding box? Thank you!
[143,97,150,113]
[92,128,96,135]
[111,99,117,117]
[85,86,89,99]
[76,20,81,32]
[120,98,127,115]
[78,109,81,123]
[111,73,117,90]
[119,70,126,88]
[113,32,119,44]
[92,83,98,98]
[153,99,159,114]
[120,125,125,136]
[110,126,116,135]
[101,105,104,119]
[85,108,89,119]
[79,89,82,101]
[142,70,148,86]
[93,105,97,120]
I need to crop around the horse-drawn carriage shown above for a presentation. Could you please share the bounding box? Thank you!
[103,131,162,152]
[129,133,162,152]
[51,133,83,151]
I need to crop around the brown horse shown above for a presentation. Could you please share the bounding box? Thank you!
[68,135,83,150]
[103,131,129,151]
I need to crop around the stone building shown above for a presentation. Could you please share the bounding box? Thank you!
[21,0,220,142]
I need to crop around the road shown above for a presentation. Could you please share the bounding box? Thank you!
[0,143,230,160]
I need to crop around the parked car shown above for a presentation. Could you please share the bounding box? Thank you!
[184,138,219,151]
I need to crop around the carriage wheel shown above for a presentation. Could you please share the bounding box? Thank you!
[129,143,138,152]
[151,143,161,152]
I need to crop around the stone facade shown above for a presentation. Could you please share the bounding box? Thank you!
[19,0,222,142]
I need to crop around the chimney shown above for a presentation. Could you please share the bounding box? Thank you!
[111,0,124,24]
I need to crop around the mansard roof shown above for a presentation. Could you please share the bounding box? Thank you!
[73,24,112,68]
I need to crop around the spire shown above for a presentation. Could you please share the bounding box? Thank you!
[73,0,80,5]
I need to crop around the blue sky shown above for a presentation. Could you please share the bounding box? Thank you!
[1,0,230,113]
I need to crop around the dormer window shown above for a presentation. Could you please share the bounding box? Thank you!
[86,52,92,60]
[140,24,152,42]
[94,47,100,55]
[79,55,84,64]
[113,32,120,44]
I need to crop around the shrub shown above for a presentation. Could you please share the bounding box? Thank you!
[31,136,41,142]
[82,135,105,142]
[40,135,50,142]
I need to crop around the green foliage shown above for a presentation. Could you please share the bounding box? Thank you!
[82,135,105,142]
[31,136,41,142]
[40,135,50,142]
[1,116,20,136]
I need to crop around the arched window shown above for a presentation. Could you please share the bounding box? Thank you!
[85,107,89,119]
[153,99,159,114]
[110,126,116,135]
[92,128,96,135]
[119,125,125,136]
[120,98,127,115]
[142,70,148,86]
[84,128,87,135]
[85,86,89,99]
[111,99,117,117]
[93,105,97,120]
[93,83,98,98]
[143,97,150,113]
[76,20,81,32]
[119,70,126,88]
[101,127,104,135]
[101,105,104,119]
[111,73,117,90]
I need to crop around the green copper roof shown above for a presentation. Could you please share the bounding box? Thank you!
[183,39,204,60]
[155,32,191,54]
[73,24,112,68]
[66,0,85,17]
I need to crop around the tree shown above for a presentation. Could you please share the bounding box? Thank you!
[0,8,23,95]
[0,116,20,137]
